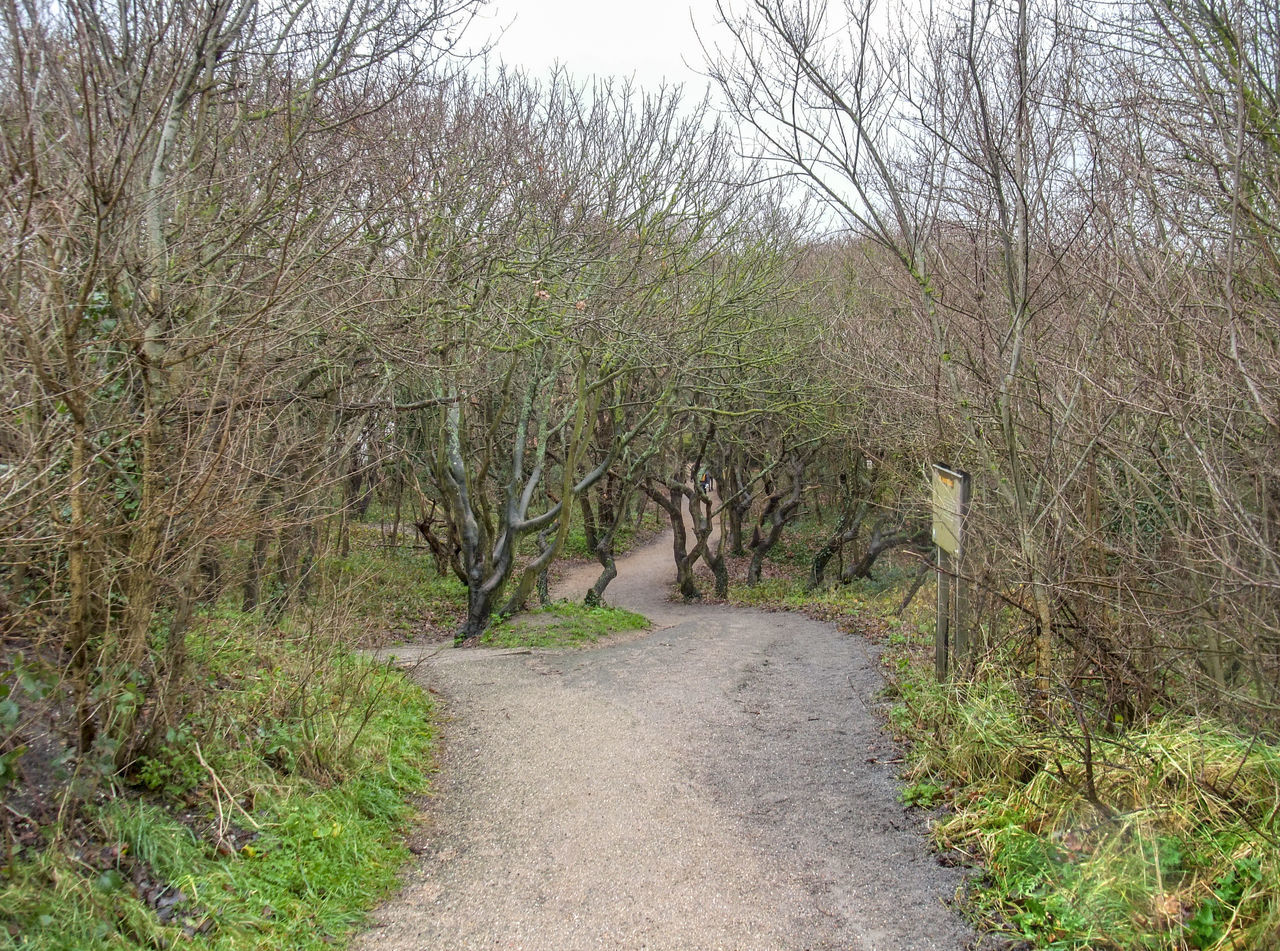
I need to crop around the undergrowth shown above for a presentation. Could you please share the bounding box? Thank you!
[1,533,445,950]
[728,557,1280,950]
[903,669,1280,949]
[1,504,660,947]
[330,536,467,647]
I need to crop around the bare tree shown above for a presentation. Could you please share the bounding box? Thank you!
[0,0,480,764]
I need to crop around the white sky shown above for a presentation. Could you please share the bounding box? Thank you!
[474,0,720,96]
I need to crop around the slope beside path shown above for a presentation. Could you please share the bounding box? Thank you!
[356,531,976,951]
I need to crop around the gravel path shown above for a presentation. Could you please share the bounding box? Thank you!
[356,530,976,950]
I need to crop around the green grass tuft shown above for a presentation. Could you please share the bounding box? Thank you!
[892,662,1280,950]
[481,600,649,649]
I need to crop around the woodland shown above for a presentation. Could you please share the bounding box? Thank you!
[2,0,1279,947]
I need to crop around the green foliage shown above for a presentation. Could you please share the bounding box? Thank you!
[918,675,1280,949]
[134,725,203,798]
[524,506,664,561]
[0,679,26,796]
[1184,856,1266,949]
[729,557,916,617]
[329,533,467,642]
[0,548,440,951]
[481,600,649,649]
[764,516,833,568]
[0,846,173,951]
[899,780,944,809]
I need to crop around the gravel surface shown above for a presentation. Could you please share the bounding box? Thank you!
[356,531,976,951]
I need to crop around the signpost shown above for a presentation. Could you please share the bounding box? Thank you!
[931,464,971,680]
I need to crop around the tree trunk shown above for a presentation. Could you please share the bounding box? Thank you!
[243,514,272,613]
[585,481,623,605]
[644,480,699,599]
[894,560,933,615]
[197,545,222,604]
[458,584,502,644]
[808,504,865,589]
[687,483,726,598]
[842,523,928,581]
[724,460,751,556]
[708,548,729,599]
[586,551,618,606]
[747,455,805,586]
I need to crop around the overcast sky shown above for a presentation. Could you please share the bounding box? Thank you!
[475,0,720,96]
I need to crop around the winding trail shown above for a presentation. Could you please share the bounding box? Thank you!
[356,527,976,950]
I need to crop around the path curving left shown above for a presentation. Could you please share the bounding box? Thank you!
[355,531,976,951]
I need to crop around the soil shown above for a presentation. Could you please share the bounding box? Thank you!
[355,528,978,951]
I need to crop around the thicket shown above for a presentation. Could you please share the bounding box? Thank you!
[4,0,1280,946]
[696,0,1280,928]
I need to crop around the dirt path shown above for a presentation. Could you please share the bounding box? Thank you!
[356,530,976,951]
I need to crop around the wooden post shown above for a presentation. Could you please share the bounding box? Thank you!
[932,463,971,682]
[935,547,951,681]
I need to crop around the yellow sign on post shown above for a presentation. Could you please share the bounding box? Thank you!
[931,463,970,557]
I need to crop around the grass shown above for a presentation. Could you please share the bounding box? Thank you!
[0,536,445,951]
[481,600,649,649]
[557,511,665,561]
[725,550,1280,951]
[924,687,1280,950]
[4,684,431,951]
[327,538,467,647]
[1,660,435,950]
